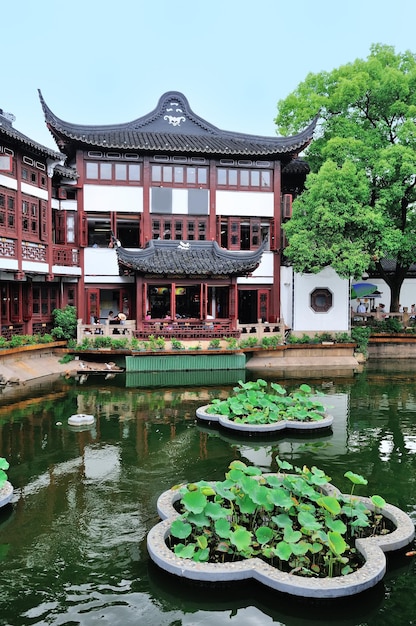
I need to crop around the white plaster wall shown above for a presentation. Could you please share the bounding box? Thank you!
[84,184,143,213]
[0,173,17,190]
[52,265,81,276]
[84,248,120,277]
[22,261,49,273]
[292,267,350,333]
[356,278,415,312]
[216,190,274,216]
[0,259,18,271]
[21,183,48,200]
[280,265,293,327]
[171,189,189,214]
[237,251,274,284]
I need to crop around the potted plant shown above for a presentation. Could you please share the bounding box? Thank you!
[0,458,13,508]
[208,338,221,350]
[147,459,415,599]
[196,379,333,434]
[171,338,185,351]
[224,336,239,350]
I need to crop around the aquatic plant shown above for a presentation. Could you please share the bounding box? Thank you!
[168,459,393,578]
[205,379,326,425]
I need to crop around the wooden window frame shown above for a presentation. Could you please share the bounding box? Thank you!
[85,161,142,184]
[152,216,207,241]
[220,217,263,250]
[310,288,333,313]
[0,189,16,235]
[150,164,208,188]
[217,167,272,191]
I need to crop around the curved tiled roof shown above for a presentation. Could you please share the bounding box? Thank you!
[282,157,310,175]
[0,109,64,160]
[116,239,266,277]
[38,90,317,158]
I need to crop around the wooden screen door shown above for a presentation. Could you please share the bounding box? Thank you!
[86,288,100,323]
[258,289,270,322]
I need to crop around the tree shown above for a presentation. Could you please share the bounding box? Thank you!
[275,44,416,311]
[51,305,77,340]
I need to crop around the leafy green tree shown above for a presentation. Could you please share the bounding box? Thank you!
[51,305,77,340]
[275,44,416,311]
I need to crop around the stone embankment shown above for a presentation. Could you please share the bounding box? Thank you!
[0,344,69,386]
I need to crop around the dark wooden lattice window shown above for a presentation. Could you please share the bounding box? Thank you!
[310,288,333,313]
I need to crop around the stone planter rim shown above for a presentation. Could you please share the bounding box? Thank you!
[196,404,334,432]
[147,474,415,599]
[0,481,13,508]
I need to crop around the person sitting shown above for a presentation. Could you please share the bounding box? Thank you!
[357,302,366,313]
[93,317,103,334]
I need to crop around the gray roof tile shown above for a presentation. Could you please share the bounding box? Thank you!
[39,90,317,158]
[116,239,266,277]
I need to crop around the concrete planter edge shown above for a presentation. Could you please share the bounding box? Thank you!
[195,404,334,432]
[147,476,415,599]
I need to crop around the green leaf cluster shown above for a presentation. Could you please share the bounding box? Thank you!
[206,379,326,424]
[169,459,391,578]
[0,457,10,490]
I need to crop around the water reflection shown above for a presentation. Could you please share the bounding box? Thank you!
[0,365,416,625]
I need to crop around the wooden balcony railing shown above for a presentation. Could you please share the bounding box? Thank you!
[53,246,80,266]
[135,319,240,340]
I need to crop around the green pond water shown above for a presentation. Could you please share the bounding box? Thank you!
[0,363,416,626]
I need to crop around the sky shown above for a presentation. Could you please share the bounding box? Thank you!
[2,0,416,151]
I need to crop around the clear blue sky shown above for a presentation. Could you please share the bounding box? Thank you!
[3,0,416,150]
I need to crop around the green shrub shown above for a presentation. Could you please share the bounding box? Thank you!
[93,335,113,348]
[224,336,238,350]
[171,338,185,350]
[110,338,129,350]
[261,334,281,348]
[59,353,75,364]
[239,336,259,348]
[319,332,335,343]
[130,337,140,350]
[51,305,77,340]
[351,326,371,356]
[9,335,25,348]
[208,338,221,349]
[335,332,352,343]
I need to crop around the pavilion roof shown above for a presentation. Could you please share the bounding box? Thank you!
[115,239,266,278]
[38,90,317,159]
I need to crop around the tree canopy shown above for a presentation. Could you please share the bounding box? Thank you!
[275,44,416,311]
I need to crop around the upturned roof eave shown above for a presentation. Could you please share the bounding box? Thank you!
[115,239,265,277]
[0,120,65,161]
[38,89,317,156]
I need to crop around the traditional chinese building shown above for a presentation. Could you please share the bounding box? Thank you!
[0,92,315,337]
[0,108,79,338]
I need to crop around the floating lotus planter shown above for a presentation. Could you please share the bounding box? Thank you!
[68,413,95,427]
[196,380,333,434]
[147,459,415,599]
[0,458,13,508]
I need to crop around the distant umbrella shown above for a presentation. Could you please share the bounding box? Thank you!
[351,283,379,299]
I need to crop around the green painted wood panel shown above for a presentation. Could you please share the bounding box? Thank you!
[125,353,246,372]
